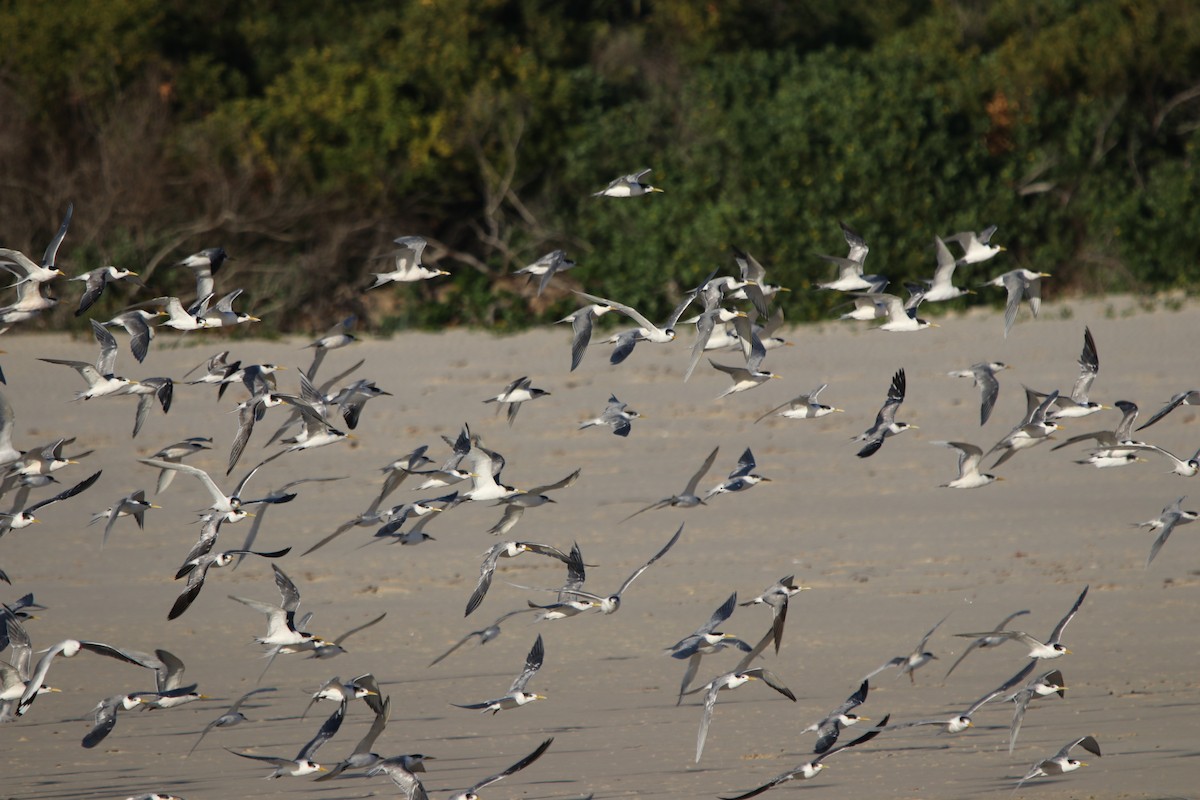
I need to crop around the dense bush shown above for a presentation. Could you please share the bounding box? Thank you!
[0,0,1195,332]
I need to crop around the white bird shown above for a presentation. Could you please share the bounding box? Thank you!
[917,236,973,302]
[948,361,1009,425]
[816,221,888,292]
[514,249,575,296]
[367,236,448,288]
[954,585,1087,660]
[452,634,546,713]
[705,447,771,498]
[175,247,231,302]
[1135,496,1199,568]
[984,267,1050,338]
[944,609,1031,679]
[943,224,1004,263]
[71,265,141,316]
[864,615,947,684]
[0,203,71,285]
[577,290,695,364]
[592,168,663,197]
[228,699,343,778]
[579,393,641,437]
[39,320,139,399]
[755,384,842,423]
[854,368,913,458]
[483,376,550,425]
[1015,735,1101,791]
[933,441,1001,489]
[622,445,719,522]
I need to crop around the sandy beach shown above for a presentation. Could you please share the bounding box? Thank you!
[2,296,1199,800]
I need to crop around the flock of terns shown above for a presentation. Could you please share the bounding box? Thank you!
[0,175,1195,800]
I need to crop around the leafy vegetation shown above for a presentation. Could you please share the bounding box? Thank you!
[0,0,1196,331]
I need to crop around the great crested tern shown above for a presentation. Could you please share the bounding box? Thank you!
[1137,388,1200,431]
[134,648,208,710]
[82,692,146,748]
[800,680,870,754]
[592,168,663,197]
[709,316,779,397]
[147,437,212,494]
[0,203,70,286]
[943,224,1004,263]
[483,376,550,425]
[228,698,343,777]
[187,687,276,757]
[1135,496,1198,567]
[137,459,275,522]
[886,660,1037,736]
[944,609,1031,679]
[556,302,615,372]
[8,436,86,477]
[453,634,545,713]
[176,246,231,301]
[367,235,449,289]
[101,309,163,364]
[578,393,641,437]
[854,368,912,458]
[487,467,580,537]
[1014,735,1101,791]
[16,635,162,716]
[947,361,1008,425]
[668,592,752,702]
[303,490,450,554]
[229,564,328,651]
[371,737,552,800]
[932,441,1001,488]
[740,574,810,654]
[954,584,1088,659]
[865,615,947,684]
[1006,668,1067,754]
[622,445,719,522]
[691,625,796,762]
[1123,441,1200,476]
[40,320,139,399]
[315,694,392,780]
[984,268,1050,338]
[169,546,291,620]
[554,524,683,615]
[577,289,694,364]
[1036,327,1104,418]
[125,375,174,438]
[302,673,381,719]
[303,314,358,380]
[90,488,159,546]
[816,220,888,292]
[71,264,141,316]
[514,249,575,296]
[202,288,261,328]
[466,540,573,616]
[0,469,101,538]
[429,609,535,667]
[704,447,771,498]
[917,236,973,302]
[719,715,889,799]
[986,388,1061,468]
[755,384,842,423]
[866,292,937,332]
[684,303,747,382]
[1052,399,1140,454]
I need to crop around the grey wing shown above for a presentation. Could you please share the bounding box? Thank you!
[91,320,120,376]
[1071,326,1098,402]
[976,367,1000,425]
[1147,519,1178,567]
[467,737,553,793]
[745,667,795,701]
[684,312,717,382]
[297,700,346,761]
[614,523,683,597]
[82,694,123,748]
[24,469,102,514]
[729,447,756,479]
[1000,272,1025,336]
[699,592,739,636]
[530,467,581,495]
[683,446,720,495]
[677,653,702,702]
[1055,734,1101,761]
[1008,690,1033,754]
[863,657,905,681]
[569,311,593,372]
[1027,274,1044,318]
[43,203,74,267]
[510,634,544,693]
[272,564,303,613]
[609,331,640,365]
[1047,585,1088,644]
[227,687,276,715]
[333,612,386,646]
[916,615,948,652]
[75,274,107,316]
[696,681,722,762]
[466,547,503,617]
[841,220,869,264]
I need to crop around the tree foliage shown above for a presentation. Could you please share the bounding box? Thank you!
[0,0,1195,331]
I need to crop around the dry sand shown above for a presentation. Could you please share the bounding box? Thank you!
[2,296,1198,800]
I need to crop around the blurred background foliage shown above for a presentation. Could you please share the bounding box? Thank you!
[0,0,1196,333]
